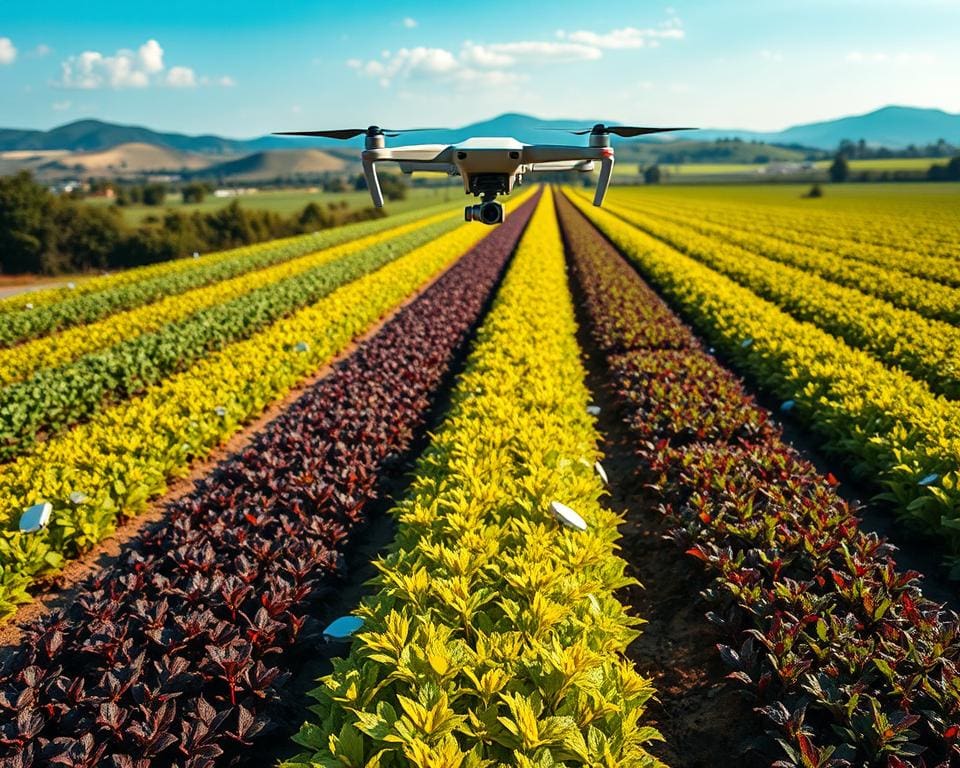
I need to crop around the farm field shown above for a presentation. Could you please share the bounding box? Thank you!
[613,158,944,181]
[84,184,462,226]
[3,183,960,767]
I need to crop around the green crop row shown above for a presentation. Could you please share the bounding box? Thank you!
[0,209,457,387]
[285,189,663,768]
[0,195,517,617]
[0,201,455,345]
[611,194,960,324]
[585,194,960,400]
[0,214,461,461]
[565,191,960,565]
[610,188,960,287]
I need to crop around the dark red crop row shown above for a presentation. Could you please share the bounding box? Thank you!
[0,193,539,768]
[555,191,960,768]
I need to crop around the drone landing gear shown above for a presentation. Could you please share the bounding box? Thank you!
[464,192,504,225]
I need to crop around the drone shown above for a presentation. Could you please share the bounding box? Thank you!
[275,123,695,224]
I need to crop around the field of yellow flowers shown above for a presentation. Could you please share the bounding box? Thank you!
[2,182,960,768]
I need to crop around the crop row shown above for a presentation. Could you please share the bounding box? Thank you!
[0,209,458,388]
[613,186,958,266]
[0,192,532,617]
[0,192,540,768]
[610,194,960,325]
[611,189,960,288]
[0,213,460,461]
[0,201,453,346]
[587,195,960,400]
[564,194,960,560]
[557,191,960,766]
[285,189,662,768]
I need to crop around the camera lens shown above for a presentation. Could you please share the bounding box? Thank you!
[480,202,502,224]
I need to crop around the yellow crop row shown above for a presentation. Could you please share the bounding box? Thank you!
[0,201,456,316]
[566,191,960,559]
[584,195,960,398]
[0,208,458,386]
[0,192,541,616]
[611,188,960,286]
[286,188,663,768]
[607,194,960,324]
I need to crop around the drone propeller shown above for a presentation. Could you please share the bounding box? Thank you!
[273,126,448,140]
[545,124,696,137]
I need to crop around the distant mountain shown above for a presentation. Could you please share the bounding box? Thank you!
[693,106,960,149]
[1,106,957,159]
[0,120,253,155]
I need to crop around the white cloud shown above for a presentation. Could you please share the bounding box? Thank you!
[56,39,232,89]
[349,46,459,81]
[347,45,525,89]
[0,37,16,65]
[402,17,418,29]
[558,25,684,49]
[477,40,601,63]
[166,65,196,87]
[52,100,72,111]
[346,12,682,90]
[760,49,783,62]
[138,39,165,73]
[460,42,514,68]
[33,44,52,58]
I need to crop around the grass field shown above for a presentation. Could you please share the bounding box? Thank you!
[85,183,463,225]
[816,156,943,172]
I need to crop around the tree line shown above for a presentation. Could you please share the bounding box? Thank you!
[0,172,392,275]
[829,154,960,182]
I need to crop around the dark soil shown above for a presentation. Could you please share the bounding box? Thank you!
[570,294,765,768]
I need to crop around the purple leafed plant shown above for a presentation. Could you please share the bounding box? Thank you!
[0,192,540,768]
[556,191,960,768]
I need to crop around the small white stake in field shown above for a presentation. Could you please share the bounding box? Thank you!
[550,500,587,531]
[19,502,52,534]
[594,461,608,485]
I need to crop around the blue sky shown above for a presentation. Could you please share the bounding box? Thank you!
[1,0,958,138]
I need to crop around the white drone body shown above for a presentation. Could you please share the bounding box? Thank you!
[276,123,693,225]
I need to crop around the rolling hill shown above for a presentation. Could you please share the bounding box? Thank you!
[40,142,215,174]
[2,106,958,156]
[197,149,346,181]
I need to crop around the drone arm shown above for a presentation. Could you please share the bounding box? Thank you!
[522,145,598,164]
[362,145,453,206]
[361,155,384,208]
[526,160,595,172]
[593,153,615,206]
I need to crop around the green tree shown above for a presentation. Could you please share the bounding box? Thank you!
[829,154,849,183]
[142,183,168,206]
[643,165,662,184]
[181,182,209,204]
[0,172,55,273]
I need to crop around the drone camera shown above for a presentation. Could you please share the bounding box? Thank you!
[464,200,504,225]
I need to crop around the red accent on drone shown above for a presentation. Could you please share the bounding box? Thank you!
[600,147,614,158]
